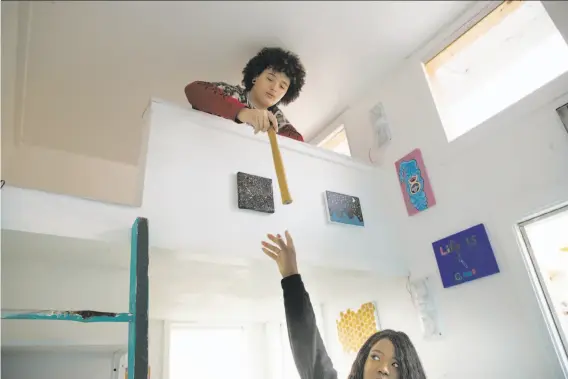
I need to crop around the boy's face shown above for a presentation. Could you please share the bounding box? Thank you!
[251,68,290,108]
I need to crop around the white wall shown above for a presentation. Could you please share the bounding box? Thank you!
[140,102,406,274]
[1,322,164,379]
[333,2,568,378]
[1,234,414,379]
[5,3,567,378]
[1,2,149,206]
[2,100,408,275]
[2,351,114,379]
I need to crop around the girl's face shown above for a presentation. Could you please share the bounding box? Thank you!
[250,68,290,109]
[363,338,400,379]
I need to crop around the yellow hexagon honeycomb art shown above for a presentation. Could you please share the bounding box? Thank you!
[336,302,379,353]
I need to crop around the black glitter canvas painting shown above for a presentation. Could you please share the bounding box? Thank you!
[324,191,364,227]
[237,172,275,214]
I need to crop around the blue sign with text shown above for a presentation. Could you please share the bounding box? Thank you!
[432,223,500,288]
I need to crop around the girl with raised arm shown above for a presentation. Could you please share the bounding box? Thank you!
[261,231,427,379]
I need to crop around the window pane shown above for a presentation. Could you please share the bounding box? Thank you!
[280,323,301,379]
[523,208,568,353]
[169,326,250,379]
[318,125,351,157]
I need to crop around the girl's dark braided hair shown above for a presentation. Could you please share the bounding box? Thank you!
[348,329,427,379]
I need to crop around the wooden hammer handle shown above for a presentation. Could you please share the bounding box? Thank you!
[268,128,292,205]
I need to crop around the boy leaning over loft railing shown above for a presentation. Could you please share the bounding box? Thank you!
[184,47,306,142]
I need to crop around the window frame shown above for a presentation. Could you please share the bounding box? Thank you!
[421,0,568,142]
[420,1,506,66]
[163,300,329,378]
[517,201,568,377]
[164,321,250,379]
[424,1,523,76]
[164,309,328,379]
[316,124,352,157]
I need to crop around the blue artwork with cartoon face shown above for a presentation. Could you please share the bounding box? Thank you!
[398,159,428,211]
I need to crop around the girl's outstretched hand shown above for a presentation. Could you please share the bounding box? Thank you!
[261,230,299,278]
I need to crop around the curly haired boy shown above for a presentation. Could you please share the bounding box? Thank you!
[185,47,307,142]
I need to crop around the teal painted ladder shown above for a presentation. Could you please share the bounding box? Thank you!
[2,217,149,379]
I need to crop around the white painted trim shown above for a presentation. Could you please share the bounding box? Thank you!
[149,99,373,172]
[111,350,126,379]
[161,321,171,379]
[316,124,345,149]
[518,200,568,226]
[410,1,504,64]
[309,109,349,147]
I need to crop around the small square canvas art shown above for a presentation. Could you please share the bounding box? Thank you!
[324,191,364,226]
[237,172,275,214]
[395,148,436,216]
[432,223,500,288]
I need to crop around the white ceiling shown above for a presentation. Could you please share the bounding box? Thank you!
[1,230,398,317]
[10,1,475,156]
[2,229,408,347]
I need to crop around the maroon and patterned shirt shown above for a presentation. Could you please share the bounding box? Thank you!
[184,81,304,142]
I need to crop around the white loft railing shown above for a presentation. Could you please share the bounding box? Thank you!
[1,99,407,275]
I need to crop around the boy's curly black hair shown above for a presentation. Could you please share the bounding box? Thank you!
[242,47,306,105]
